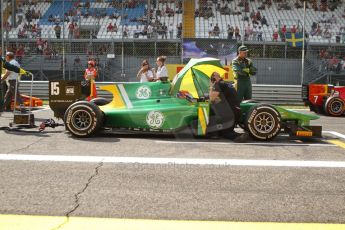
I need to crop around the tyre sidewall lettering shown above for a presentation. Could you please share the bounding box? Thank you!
[66,104,99,136]
[246,106,281,140]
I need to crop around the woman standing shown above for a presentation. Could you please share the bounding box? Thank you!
[84,60,98,101]
[153,56,168,81]
[137,60,154,82]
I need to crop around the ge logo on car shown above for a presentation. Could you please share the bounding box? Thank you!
[136,86,151,99]
[146,111,165,129]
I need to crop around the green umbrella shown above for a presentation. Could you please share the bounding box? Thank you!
[171,58,227,98]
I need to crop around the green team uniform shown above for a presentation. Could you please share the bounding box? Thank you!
[232,56,257,101]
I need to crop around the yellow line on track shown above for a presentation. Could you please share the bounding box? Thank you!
[328,140,345,150]
[0,215,345,230]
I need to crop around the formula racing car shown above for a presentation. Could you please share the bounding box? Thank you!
[302,83,345,116]
[49,58,322,141]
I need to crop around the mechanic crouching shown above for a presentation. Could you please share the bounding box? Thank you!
[207,72,250,142]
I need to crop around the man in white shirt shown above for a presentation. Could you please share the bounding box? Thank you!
[168,23,174,39]
[1,52,23,111]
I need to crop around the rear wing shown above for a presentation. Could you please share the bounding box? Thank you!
[49,80,90,119]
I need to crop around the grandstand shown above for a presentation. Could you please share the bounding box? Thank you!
[1,0,345,84]
[194,0,345,43]
[1,0,344,43]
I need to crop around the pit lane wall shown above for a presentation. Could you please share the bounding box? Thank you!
[19,81,304,105]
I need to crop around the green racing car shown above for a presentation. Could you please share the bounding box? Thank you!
[49,58,322,141]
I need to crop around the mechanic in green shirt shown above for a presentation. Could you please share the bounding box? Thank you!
[231,45,257,101]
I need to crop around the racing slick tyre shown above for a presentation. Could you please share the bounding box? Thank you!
[324,96,345,116]
[90,97,111,106]
[64,101,104,137]
[244,104,281,141]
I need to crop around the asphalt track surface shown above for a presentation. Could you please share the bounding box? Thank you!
[0,107,345,229]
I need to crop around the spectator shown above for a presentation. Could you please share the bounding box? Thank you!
[294,0,302,9]
[36,37,44,54]
[291,25,297,33]
[133,25,142,38]
[123,25,129,38]
[261,16,268,27]
[68,22,74,39]
[323,28,332,39]
[54,23,61,39]
[272,31,279,42]
[235,26,241,40]
[73,23,80,39]
[107,22,114,32]
[195,8,199,17]
[15,45,25,64]
[146,24,153,38]
[177,22,182,38]
[213,23,220,37]
[161,23,168,39]
[281,24,287,41]
[320,14,327,23]
[257,26,263,41]
[168,23,174,39]
[227,25,234,40]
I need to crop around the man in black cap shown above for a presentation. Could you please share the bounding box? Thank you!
[232,45,257,101]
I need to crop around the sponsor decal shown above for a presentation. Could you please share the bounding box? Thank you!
[66,86,75,95]
[136,86,152,99]
[146,111,165,129]
[296,131,313,137]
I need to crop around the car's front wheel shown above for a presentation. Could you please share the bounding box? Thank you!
[324,96,345,116]
[64,101,104,137]
[244,104,281,141]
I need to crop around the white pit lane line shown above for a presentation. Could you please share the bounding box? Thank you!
[323,131,345,140]
[2,154,345,168]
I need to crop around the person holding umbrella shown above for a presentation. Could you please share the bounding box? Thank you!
[232,45,257,101]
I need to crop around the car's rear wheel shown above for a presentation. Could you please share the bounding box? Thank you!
[64,101,104,137]
[324,96,345,116]
[245,104,281,141]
